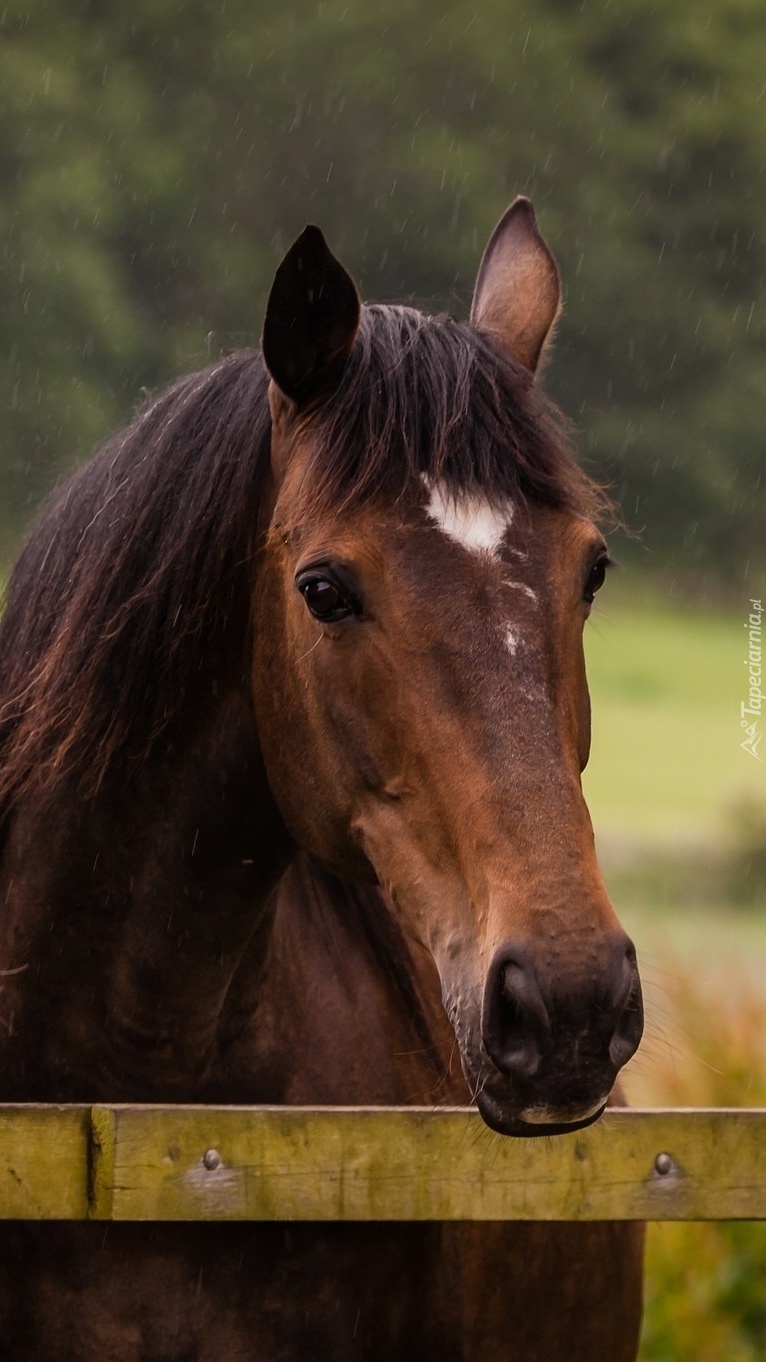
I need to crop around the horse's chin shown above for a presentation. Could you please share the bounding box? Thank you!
[476,1090,608,1139]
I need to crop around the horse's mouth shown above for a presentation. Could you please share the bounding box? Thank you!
[476,1088,608,1139]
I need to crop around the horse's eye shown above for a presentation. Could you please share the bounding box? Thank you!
[298,575,354,623]
[584,556,609,605]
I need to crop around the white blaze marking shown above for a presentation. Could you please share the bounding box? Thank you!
[424,480,512,555]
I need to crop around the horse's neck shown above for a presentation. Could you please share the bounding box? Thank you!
[215,854,469,1107]
[1,697,467,1108]
[0,694,294,1101]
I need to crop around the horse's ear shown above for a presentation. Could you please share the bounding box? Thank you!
[470,198,561,373]
[262,225,361,406]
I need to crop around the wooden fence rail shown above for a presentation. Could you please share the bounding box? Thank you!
[3,1105,766,1224]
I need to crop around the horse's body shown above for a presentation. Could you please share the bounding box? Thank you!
[0,201,644,1359]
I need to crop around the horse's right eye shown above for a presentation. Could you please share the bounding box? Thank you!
[298,575,355,623]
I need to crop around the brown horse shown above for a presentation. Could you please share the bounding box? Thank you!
[0,200,644,1359]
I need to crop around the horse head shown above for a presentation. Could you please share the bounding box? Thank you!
[252,200,643,1136]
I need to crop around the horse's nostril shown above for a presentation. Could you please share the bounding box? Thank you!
[482,948,551,1083]
[608,941,639,1012]
[608,956,644,1070]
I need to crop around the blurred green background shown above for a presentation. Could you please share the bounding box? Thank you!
[2,0,766,1356]
[2,0,765,584]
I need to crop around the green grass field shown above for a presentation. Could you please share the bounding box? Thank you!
[583,593,764,849]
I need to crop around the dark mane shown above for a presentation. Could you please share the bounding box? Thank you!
[293,305,609,527]
[0,350,271,809]
[0,304,608,811]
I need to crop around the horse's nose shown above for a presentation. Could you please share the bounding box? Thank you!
[605,939,644,1069]
[481,935,643,1086]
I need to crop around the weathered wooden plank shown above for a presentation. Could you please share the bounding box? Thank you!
[1,1106,766,1222]
[0,1104,90,1219]
[103,1106,766,1223]
[88,1103,117,1221]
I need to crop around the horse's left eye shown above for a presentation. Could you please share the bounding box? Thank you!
[298,575,355,623]
[584,556,609,605]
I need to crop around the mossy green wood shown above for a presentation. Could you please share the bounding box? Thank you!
[0,1104,90,1219]
[100,1107,766,1222]
[2,1106,766,1222]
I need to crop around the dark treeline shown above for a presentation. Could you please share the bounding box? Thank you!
[1,0,764,588]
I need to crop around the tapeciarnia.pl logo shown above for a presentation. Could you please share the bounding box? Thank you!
[741,597,763,760]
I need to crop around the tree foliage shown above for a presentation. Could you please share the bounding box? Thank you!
[1,0,764,584]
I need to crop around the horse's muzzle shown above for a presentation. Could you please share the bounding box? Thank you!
[477,934,643,1137]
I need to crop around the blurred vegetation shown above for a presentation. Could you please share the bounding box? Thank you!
[624,958,766,1361]
[1,0,765,584]
[583,596,765,852]
[724,795,766,903]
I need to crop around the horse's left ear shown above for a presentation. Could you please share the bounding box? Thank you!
[470,197,561,373]
[262,225,361,406]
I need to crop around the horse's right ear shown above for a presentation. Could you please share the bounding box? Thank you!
[262,226,361,407]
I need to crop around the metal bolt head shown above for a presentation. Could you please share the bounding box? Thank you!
[654,1152,674,1177]
[203,1148,221,1171]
